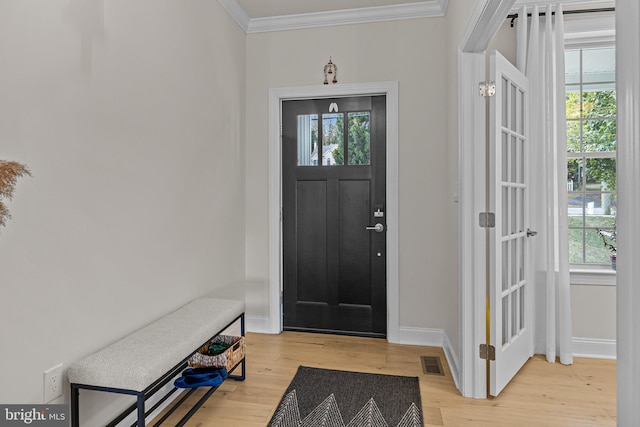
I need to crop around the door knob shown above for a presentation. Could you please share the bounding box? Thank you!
[366,223,385,233]
[526,228,538,237]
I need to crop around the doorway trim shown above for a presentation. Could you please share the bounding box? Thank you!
[268,81,400,341]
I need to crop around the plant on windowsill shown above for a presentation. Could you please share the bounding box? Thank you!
[0,160,31,229]
[596,223,617,271]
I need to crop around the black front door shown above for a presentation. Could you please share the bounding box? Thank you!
[282,95,387,337]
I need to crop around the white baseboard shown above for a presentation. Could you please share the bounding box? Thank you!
[572,337,616,360]
[397,326,460,390]
[246,315,274,334]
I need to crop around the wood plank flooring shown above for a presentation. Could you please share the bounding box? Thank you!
[154,332,616,426]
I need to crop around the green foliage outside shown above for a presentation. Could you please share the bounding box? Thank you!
[332,112,370,166]
[568,216,616,264]
[566,90,617,191]
[566,89,617,265]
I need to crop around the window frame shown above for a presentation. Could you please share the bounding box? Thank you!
[563,15,616,285]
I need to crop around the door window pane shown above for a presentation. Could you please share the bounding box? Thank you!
[297,114,318,166]
[347,112,370,165]
[322,113,344,166]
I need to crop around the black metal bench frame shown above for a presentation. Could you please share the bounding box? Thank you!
[70,313,245,427]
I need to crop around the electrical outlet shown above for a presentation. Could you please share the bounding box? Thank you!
[43,363,63,403]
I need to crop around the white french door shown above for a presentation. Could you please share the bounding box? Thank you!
[489,50,534,396]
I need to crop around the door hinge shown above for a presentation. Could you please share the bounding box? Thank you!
[479,212,495,228]
[480,344,496,361]
[479,81,496,97]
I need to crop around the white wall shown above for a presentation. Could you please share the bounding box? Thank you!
[0,0,246,424]
[244,17,460,352]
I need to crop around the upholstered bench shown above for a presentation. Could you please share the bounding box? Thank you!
[68,297,246,427]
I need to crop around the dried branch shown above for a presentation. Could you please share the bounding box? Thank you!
[0,160,32,228]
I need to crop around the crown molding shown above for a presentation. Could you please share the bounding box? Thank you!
[218,0,251,31]
[219,0,448,34]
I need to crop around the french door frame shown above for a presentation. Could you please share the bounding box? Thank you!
[267,82,400,341]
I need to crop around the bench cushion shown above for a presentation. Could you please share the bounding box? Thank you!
[68,297,245,392]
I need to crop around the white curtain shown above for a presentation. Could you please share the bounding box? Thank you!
[516,3,573,365]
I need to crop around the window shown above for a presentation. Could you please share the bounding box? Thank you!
[297,112,371,167]
[565,47,616,266]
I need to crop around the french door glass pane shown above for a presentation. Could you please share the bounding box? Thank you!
[502,132,509,182]
[511,135,517,182]
[502,296,509,345]
[511,291,518,339]
[502,241,509,292]
[519,286,525,331]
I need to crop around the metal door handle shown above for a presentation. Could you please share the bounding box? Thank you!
[527,228,538,237]
[366,223,385,233]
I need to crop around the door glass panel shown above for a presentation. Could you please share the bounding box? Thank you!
[322,113,344,166]
[502,132,509,182]
[511,135,517,182]
[519,88,525,135]
[511,187,517,234]
[511,291,518,339]
[502,241,509,292]
[347,112,371,165]
[502,187,509,237]
[297,114,318,166]
[511,83,517,131]
[502,77,509,127]
[518,237,524,281]
[511,237,517,288]
[518,138,524,184]
[520,285,525,331]
[502,296,509,345]
[518,188,524,233]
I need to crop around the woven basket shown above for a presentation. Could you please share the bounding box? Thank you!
[188,335,245,371]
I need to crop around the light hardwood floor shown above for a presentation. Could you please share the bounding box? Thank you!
[156,332,616,426]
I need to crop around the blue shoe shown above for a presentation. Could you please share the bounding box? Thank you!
[181,368,228,379]
[174,368,227,388]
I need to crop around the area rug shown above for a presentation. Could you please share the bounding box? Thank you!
[268,366,423,427]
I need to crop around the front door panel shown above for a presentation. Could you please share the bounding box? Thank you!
[282,96,386,336]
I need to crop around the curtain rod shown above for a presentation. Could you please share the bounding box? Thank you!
[508,7,615,27]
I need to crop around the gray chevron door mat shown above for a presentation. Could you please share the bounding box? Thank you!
[267,366,423,427]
